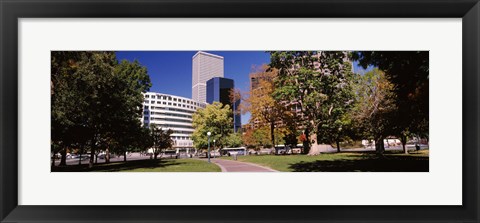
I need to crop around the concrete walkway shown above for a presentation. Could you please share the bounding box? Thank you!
[210,158,278,172]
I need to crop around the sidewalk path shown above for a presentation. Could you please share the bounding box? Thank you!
[210,158,278,172]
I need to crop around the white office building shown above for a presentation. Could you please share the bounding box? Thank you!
[192,51,224,103]
[142,92,206,154]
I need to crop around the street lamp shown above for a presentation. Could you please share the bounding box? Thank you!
[213,139,216,158]
[207,132,211,163]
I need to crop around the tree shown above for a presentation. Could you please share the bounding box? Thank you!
[51,51,152,168]
[270,51,355,155]
[225,133,243,147]
[51,52,118,166]
[51,52,92,166]
[105,59,152,161]
[315,63,356,152]
[192,102,233,153]
[245,64,288,148]
[149,125,174,159]
[252,126,273,148]
[351,68,397,155]
[242,129,257,149]
[352,51,429,153]
[114,122,152,162]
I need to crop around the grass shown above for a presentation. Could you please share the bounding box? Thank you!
[220,149,429,172]
[51,158,221,172]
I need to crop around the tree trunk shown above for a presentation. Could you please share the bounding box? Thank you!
[154,153,158,160]
[336,140,340,153]
[60,148,67,166]
[89,147,95,168]
[302,129,310,154]
[51,154,56,168]
[375,137,385,156]
[105,147,110,164]
[402,142,408,154]
[78,147,83,165]
[270,121,275,149]
[124,151,127,162]
[400,135,408,154]
[307,133,332,155]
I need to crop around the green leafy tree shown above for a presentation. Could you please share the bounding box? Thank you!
[51,52,88,166]
[270,51,355,155]
[253,126,273,148]
[114,122,152,162]
[192,102,233,154]
[352,51,429,152]
[316,62,356,152]
[149,124,174,159]
[351,68,397,155]
[51,51,151,168]
[225,133,243,147]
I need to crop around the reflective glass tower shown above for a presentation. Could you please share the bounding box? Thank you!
[206,77,241,132]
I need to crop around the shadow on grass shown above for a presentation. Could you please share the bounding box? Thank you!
[51,159,180,172]
[289,153,429,172]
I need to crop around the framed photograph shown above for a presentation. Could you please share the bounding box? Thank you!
[1,0,478,222]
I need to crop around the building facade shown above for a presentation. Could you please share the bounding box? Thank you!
[192,51,224,103]
[206,77,241,132]
[142,92,206,154]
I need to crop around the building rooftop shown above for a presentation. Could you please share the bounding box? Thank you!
[192,51,224,60]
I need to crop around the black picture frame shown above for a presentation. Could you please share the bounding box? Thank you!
[1,0,478,222]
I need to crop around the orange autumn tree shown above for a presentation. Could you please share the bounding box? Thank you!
[245,64,291,148]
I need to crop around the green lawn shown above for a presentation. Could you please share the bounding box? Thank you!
[220,150,429,172]
[52,158,221,172]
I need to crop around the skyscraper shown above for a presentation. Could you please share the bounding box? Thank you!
[206,77,241,132]
[192,51,224,103]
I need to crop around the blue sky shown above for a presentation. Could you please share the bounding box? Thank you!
[116,51,270,97]
[116,51,368,125]
[116,51,270,125]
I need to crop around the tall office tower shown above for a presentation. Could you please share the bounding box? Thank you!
[192,51,224,103]
[206,77,241,133]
